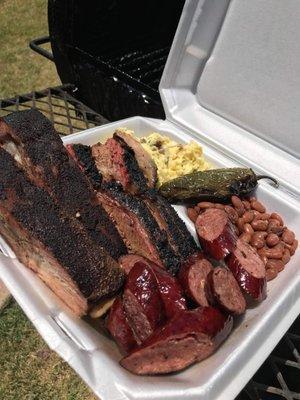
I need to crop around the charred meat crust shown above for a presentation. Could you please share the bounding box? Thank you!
[1,110,126,260]
[113,130,157,188]
[143,189,198,260]
[2,109,68,167]
[71,143,102,189]
[101,182,181,275]
[99,190,165,267]
[113,134,149,193]
[66,145,168,267]
[0,148,125,302]
[68,141,196,269]
[75,204,127,260]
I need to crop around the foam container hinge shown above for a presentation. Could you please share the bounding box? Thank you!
[0,115,299,400]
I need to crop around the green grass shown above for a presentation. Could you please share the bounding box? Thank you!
[0,1,97,398]
[0,301,96,400]
[0,0,58,98]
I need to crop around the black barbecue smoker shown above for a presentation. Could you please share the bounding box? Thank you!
[45,0,183,120]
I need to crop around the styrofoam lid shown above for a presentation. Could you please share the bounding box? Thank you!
[160,0,300,196]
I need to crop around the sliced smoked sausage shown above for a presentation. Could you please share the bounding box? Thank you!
[226,239,267,301]
[150,263,186,318]
[207,267,246,315]
[107,298,137,354]
[196,209,237,260]
[123,262,164,344]
[120,255,186,319]
[120,307,233,375]
[178,253,213,307]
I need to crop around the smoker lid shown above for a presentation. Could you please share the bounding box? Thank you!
[160,0,300,196]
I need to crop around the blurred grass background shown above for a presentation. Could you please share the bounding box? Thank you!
[0,301,96,400]
[0,0,58,97]
[0,0,96,398]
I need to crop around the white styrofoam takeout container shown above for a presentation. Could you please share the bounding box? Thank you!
[0,1,300,399]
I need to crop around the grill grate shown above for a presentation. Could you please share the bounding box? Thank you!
[236,316,300,400]
[0,84,108,135]
[0,89,299,398]
[103,46,170,88]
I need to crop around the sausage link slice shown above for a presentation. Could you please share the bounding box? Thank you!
[150,263,187,319]
[196,209,237,260]
[207,267,246,315]
[120,255,186,319]
[120,307,233,375]
[226,239,267,301]
[178,253,213,307]
[123,262,164,344]
[107,298,137,354]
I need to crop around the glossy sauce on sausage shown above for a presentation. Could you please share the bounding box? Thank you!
[227,239,267,301]
[196,209,237,260]
[120,307,233,375]
[178,253,213,307]
[123,262,164,344]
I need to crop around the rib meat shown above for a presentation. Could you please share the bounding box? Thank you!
[66,143,102,189]
[0,110,126,260]
[0,148,124,316]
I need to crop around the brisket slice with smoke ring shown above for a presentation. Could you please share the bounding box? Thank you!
[0,148,124,316]
[113,129,157,188]
[0,109,126,260]
[143,189,199,261]
[97,182,181,275]
[112,135,149,192]
[92,137,149,195]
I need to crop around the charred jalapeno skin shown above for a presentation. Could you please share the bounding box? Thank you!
[159,168,278,203]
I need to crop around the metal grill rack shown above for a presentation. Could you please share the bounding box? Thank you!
[237,316,300,400]
[102,45,170,89]
[0,90,299,399]
[0,84,108,135]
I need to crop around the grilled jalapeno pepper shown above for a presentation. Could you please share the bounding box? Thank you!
[159,168,278,203]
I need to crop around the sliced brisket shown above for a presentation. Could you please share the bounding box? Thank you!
[91,137,149,194]
[113,130,157,188]
[71,141,198,269]
[0,148,124,316]
[143,190,198,261]
[98,182,180,274]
